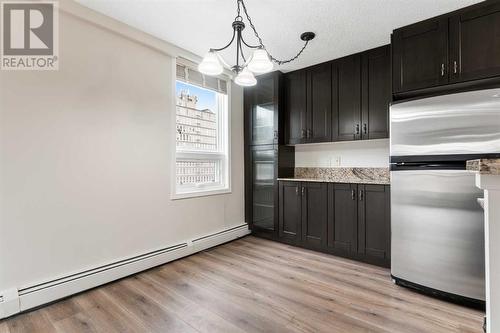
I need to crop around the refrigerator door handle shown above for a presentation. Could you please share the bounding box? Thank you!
[390,161,466,171]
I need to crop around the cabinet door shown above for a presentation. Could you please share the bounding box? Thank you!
[307,63,332,143]
[331,63,340,141]
[250,146,277,232]
[358,185,391,266]
[327,183,358,254]
[279,181,301,243]
[285,71,307,144]
[362,46,390,140]
[449,2,500,83]
[301,182,328,248]
[337,55,362,141]
[246,75,276,145]
[392,18,448,93]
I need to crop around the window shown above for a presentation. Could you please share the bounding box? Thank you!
[174,62,229,198]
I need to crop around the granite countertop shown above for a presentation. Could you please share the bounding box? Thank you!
[277,167,390,185]
[466,159,500,175]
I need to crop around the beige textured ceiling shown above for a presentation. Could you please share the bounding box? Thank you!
[76,0,483,72]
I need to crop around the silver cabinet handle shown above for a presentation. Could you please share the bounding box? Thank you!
[453,61,458,74]
[354,124,360,135]
[306,129,312,139]
[363,123,367,135]
[441,63,445,77]
[301,129,306,139]
[302,186,306,196]
[296,186,299,196]
[351,189,356,200]
[359,190,364,201]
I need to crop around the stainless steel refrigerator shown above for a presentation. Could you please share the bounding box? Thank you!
[390,88,500,306]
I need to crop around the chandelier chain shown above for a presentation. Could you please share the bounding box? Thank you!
[238,0,309,65]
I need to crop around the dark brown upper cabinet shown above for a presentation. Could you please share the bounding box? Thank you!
[337,54,362,141]
[285,64,333,144]
[392,18,449,93]
[362,46,391,140]
[449,2,500,83]
[285,70,307,144]
[393,1,500,97]
[284,46,390,145]
[307,63,333,143]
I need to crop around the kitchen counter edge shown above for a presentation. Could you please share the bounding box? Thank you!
[277,178,390,185]
[466,159,500,176]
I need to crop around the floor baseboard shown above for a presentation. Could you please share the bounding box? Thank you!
[0,223,250,319]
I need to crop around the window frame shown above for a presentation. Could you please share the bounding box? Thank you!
[171,59,231,200]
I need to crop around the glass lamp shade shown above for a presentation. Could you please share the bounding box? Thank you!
[198,51,224,76]
[247,48,273,74]
[234,67,257,86]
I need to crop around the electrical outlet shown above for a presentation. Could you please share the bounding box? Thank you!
[329,156,341,167]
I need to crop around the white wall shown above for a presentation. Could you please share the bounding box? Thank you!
[294,139,390,168]
[0,5,244,292]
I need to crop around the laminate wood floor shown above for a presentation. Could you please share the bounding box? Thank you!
[0,236,485,333]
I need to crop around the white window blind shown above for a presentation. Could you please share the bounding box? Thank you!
[176,63,228,94]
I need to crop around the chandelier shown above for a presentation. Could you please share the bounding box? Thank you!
[198,0,315,86]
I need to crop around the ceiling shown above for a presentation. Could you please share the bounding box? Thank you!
[76,0,483,72]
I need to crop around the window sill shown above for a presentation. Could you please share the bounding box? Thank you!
[171,187,231,200]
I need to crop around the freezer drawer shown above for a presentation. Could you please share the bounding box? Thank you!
[390,88,500,158]
[391,169,485,301]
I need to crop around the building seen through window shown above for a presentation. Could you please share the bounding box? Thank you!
[175,79,228,194]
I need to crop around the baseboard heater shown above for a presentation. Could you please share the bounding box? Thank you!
[1,223,249,319]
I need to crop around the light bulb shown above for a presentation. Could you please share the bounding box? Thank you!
[235,67,257,87]
[247,48,273,74]
[198,51,223,76]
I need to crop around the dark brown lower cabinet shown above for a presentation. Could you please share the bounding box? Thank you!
[357,184,391,267]
[279,181,328,247]
[278,180,390,268]
[278,181,302,243]
[301,182,328,249]
[328,183,358,255]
